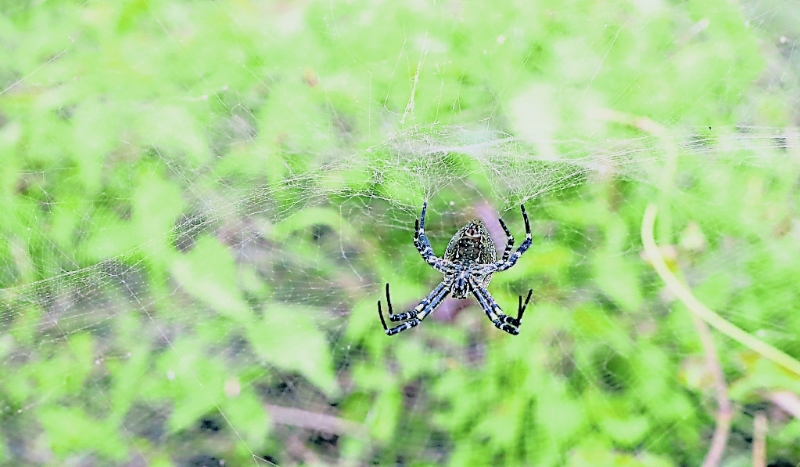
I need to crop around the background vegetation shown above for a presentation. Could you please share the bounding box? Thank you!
[1,0,800,466]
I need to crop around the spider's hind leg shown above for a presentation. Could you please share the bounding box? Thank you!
[505,289,533,328]
[469,278,531,335]
[379,295,420,335]
[378,282,451,336]
[382,316,422,336]
[381,283,414,322]
[383,282,448,322]
[494,289,533,326]
[378,298,420,335]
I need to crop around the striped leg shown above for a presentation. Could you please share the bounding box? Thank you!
[498,217,515,262]
[378,282,451,336]
[413,202,452,273]
[477,204,532,276]
[469,278,532,335]
[468,277,517,334]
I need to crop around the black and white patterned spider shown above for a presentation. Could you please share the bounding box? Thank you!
[378,202,533,336]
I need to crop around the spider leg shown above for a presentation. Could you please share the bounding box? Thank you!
[481,204,532,275]
[498,217,515,263]
[468,277,524,335]
[517,289,533,323]
[385,282,447,322]
[413,202,453,274]
[378,281,451,336]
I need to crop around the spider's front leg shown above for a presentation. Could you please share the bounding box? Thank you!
[491,204,532,273]
[378,282,450,336]
[413,202,452,274]
[497,217,515,263]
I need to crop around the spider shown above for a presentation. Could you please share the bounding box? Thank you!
[378,202,533,336]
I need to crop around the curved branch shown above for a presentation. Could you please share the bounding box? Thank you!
[641,204,800,376]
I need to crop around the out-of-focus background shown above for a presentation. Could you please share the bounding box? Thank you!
[2,1,800,465]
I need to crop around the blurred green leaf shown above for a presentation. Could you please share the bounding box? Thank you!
[370,385,401,443]
[39,408,127,461]
[222,389,270,448]
[133,173,185,259]
[599,413,650,447]
[171,235,252,325]
[247,303,339,398]
[151,338,228,433]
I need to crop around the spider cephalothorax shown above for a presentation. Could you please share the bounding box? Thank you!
[378,202,533,336]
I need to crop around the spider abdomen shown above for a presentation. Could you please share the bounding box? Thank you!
[443,220,497,265]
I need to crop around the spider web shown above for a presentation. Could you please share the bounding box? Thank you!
[1,0,800,465]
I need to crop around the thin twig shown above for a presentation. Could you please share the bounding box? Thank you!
[689,312,732,467]
[641,205,800,376]
[619,114,732,465]
[752,411,767,467]
[765,391,800,420]
[265,404,365,436]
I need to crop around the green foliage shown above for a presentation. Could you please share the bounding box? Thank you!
[1,0,799,465]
